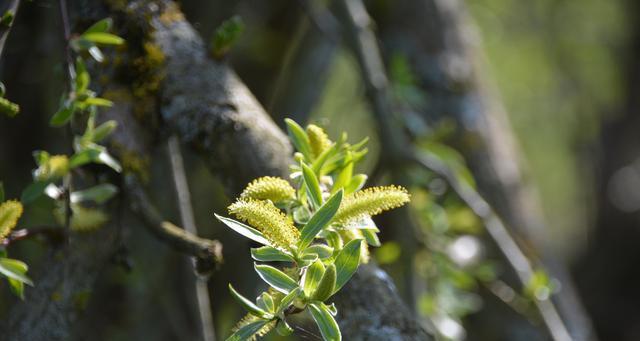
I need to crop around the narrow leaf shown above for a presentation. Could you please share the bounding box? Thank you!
[285,119,313,160]
[276,287,301,314]
[215,214,270,246]
[81,32,124,45]
[254,264,298,294]
[302,260,325,298]
[84,97,113,107]
[331,153,353,194]
[92,120,118,142]
[298,189,343,250]
[70,184,118,204]
[20,181,49,204]
[0,258,33,286]
[69,149,101,168]
[309,303,341,341]
[97,151,122,172]
[313,263,336,301]
[303,244,334,259]
[228,284,271,318]
[50,107,74,127]
[84,18,112,34]
[251,246,294,263]
[302,162,323,209]
[334,239,362,291]
[344,174,367,194]
[361,228,381,247]
[226,319,270,341]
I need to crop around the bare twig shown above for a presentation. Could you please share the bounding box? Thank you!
[0,0,21,60]
[167,135,217,341]
[335,0,572,340]
[124,175,223,273]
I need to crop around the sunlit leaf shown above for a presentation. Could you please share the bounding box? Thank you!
[228,284,272,319]
[302,259,325,298]
[226,319,271,341]
[298,189,343,250]
[70,184,118,204]
[81,32,124,45]
[334,239,362,292]
[254,263,298,294]
[0,258,33,286]
[251,246,294,263]
[309,302,341,341]
[215,214,271,246]
[302,162,323,209]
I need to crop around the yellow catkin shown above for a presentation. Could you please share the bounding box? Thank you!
[240,176,295,202]
[232,314,277,341]
[334,185,410,224]
[0,200,23,239]
[306,124,332,158]
[36,155,70,181]
[229,199,300,250]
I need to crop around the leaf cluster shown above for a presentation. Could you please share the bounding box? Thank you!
[216,120,410,341]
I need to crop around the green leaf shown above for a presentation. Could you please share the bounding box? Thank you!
[226,319,271,341]
[251,246,294,263]
[298,189,343,250]
[0,258,33,286]
[8,277,25,299]
[75,58,90,92]
[309,302,341,341]
[215,214,271,246]
[211,15,245,58]
[276,287,300,314]
[311,143,338,175]
[303,244,334,259]
[334,239,362,292]
[344,174,367,194]
[50,106,74,127]
[285,119,313,161]
[303,260,325,298]
[228,284,272,319]
[33,150,50,166]
[81,32,124,45]
[254,263,298,294]
[258,292,275,312]
[84,18,113,34]
[331,153,353,194]
[69,149,101,168]
[361,228,381,247]
[92,120,118,142]
[276,319,294,336]
[97,150,122,172]
[313,263,336,301]
[20,181,49,204]
[84,97,113,107]
[70,184,118,204]
[88,45,104,62]
[302,162,323,209]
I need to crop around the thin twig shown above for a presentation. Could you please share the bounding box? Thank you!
[334,0,572,340]
[167,135,217,341]
[0,0,21,60]
[124,175,223,274]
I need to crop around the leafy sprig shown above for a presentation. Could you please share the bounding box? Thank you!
[215,120,410,341]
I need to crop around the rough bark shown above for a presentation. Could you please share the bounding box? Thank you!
[372,1,595,340]
[4,1,431,339]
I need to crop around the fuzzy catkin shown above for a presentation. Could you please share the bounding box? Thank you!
[306,124,332,158]
[0,200,23,239]
[334,185,410,224]
[229,199,300,250]
[240,176,295,202]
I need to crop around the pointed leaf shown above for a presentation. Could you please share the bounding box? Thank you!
[254,264,298,294]
[303,244,334,259]
[50,107,74,127]
[344,174,367,194]
[302,162,323,209]
[309,302,341,341]
[285,119,313,160]
[228,284,272,318]
[251,246,294,263]
[226,319,271,341]
[313,263,336,301]
[302,260,325,298]
[0,258,33,286]
[331,153,353,194]
[334,239,362,292]
[277,287,301,314]
[84,18,113,34]
[21,181,49,204]
[92,120,118,142]
[215,214,271,246]
[298,189,343,250]
[81,32,124,45]
[71,184,118,204]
